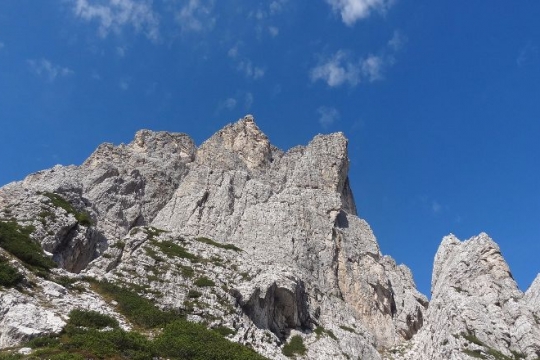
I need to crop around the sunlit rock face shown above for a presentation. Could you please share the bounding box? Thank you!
[2,115,537,359]
[386,233,540,360]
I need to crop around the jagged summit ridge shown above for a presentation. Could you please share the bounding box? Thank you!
[1,115,537,359]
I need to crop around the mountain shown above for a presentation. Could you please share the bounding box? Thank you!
[0,115,538,359]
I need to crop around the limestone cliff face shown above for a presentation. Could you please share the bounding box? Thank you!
[387,233,540,360]
[0,115,538,359]
[152,116,426,350]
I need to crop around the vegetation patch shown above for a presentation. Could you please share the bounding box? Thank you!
[41,192,92,226]
[461,331,485,346]
[179,264,195,278]
[143,226,168,240]
[339,325,356,334]
[282,335,307,357]
[188,289,202,298]
[89,280,180,329]
[213,326,236,337]
[0,304,265,360]
[151,240,200,262]
[194,276,216,287]
[196,237,242,252]
[314,326,337,340]
[0,257,24,288]
[67,309,119,329]
[462,349,486,359]
[0,221,56,272]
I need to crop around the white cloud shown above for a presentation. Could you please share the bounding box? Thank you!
[388,30,407,51]
[227,45,239,58]
[268,26,279,37]
[71,0,160,41]
[237,60,265,80]
[27,59,74,81]
[119,79,129,90]
[317,106,340,128]
[244,92,254,110]
[116,46,127,57]
[310,30,405,87]
[269,0,288,14]
[432,201,442,214]
[325,0,394,26]
[310,50,360,87]
[517,42,539,67]
[361,54,384,82]
[224,98,237,110]
[176,0,215,33]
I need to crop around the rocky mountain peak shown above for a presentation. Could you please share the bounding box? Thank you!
[1,116,538,359]
[196,115,272,171]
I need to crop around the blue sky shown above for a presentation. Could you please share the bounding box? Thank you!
[1,0,539,296]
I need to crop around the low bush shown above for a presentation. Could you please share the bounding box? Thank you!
[67,309,119,329]
[154,320,266,360]
[152,240,200,261]
[0,258,23,288]
[0,221,56,272]
[13,289,267,360]
[196,237,242,252]
[42,192,92,227]
[282,335,307,357]
[194,276,215,287]
[90,280,181,328]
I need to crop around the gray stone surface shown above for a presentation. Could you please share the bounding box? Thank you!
[1,115,538,359]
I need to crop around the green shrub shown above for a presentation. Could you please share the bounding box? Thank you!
[152,240,200,261]
[13,281,268,360]
[213,326,236,337]
[462,349,486,359]
[0,221,56,271]
[194,276,215,287]
[53,275,77,289]
[154,320,266,360]
[282,335,307,357]
[0,259,23,287]
[188,289,202,298]
[462,332,484,346]
[42,192,92,227]
[90,280,181,328]
[180,264,195,278]
[339,325,356,333]
[67,309,119,329]
[314,326,337,340]
[196,237,242,252]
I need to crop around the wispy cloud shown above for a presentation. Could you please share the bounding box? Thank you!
[516,42,539,67]
[317,106,340,128]
[237,60,265,80]
[325,0,395,26]
[0,42,4,50]
[388,30,407,51]
[310,50,385,87]
[432,200,442,214]
[310,30,405,87]
[119,78,129,90]
[227,43,265,80]
[268,26,279,37]
[70,0,159,41]
[27,59,74,81]
[175,0,215,33]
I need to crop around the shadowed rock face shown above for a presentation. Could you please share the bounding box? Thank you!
[3,115,537,359]
[232,273,311,339]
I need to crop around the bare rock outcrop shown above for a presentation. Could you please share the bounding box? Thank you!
[4,115,536,359]
[387,233,540,360]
